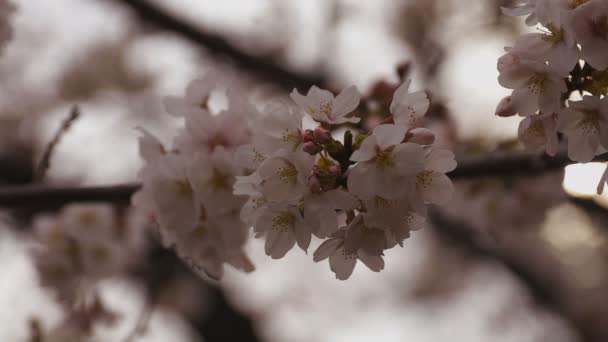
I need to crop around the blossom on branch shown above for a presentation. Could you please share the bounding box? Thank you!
[134,75,455,280]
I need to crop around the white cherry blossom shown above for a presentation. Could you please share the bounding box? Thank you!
[569,0,608,70]
[257,150,314,202]
[290,85,361,124]
[362,196,426,248]
[134,153,200,245]
[313,216,385,280]
[498,59,567,116]
[302,189,359,238]
[507,28,578,74]
[188,147,244,215]
[409,148,457,211]
[518,112,559,156]
[136,127,166,163]
[174,106,252,155]
[163,72,220,117]
[254,203,312,258]
[348,124,425,199]
[558,96,608,162]
[175,214,253,280]
[390,79,430,129]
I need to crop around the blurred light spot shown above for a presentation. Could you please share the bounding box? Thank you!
[542,204,603,251]
[562,163,606,196]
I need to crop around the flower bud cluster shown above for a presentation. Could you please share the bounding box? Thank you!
[134,75,456,280]
[497,0,608,162]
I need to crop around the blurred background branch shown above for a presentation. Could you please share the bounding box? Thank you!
[114,0,326,91]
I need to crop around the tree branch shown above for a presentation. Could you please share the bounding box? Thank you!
[36,106,81,181]
[448,148,608,179]
[0,148,606,209]
[114,0,325,91]
[0,184,139,209]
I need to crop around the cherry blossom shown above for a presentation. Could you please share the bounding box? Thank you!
[506,29,579,74]
[254,203,312,258]
[518,112,559,156]
[569,0,608,70]
[256,150,313,202]
[290,85,361,124]
[134,153,200,245]
[498,58,566,116]
[163,71,220,117]
[348,124,425,199]
[409,148,457,212]
[362,196,426,248]
[313,216,385,280]
[558,96,608,162]
[390,79,430,129]
[135,73,456,280]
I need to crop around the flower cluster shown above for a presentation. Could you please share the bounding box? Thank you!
[497,0,608,162]
[134,75,456,280]
[30,204,146,302]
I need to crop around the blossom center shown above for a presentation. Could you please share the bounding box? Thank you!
[252,197,267,210]
[541,25,564,44]
[253,149,265,163]
[175,180,193,198]
[272,211,295,232]
[209,168,231,191]
[277,163,298,185]
[281,129,302,150]
[578,110,602,135]
[374,150,395,168]
[416,170,434,189]
[403,212,416,226]
[527,73,546,94]
[320,102,333,118]
[374,197,397,208]
[340,247,357,260]
[529,119,546,137]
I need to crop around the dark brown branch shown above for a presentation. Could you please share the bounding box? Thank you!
[448,149,608,179]
[115,0,325,91]
[1,148,607,209]
[36,106,81,181]
[0,184,139,209]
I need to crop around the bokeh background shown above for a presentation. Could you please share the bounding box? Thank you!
[1,0,608,341]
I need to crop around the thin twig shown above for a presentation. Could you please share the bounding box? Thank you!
[36,106,81,181]
[114,0,325,91]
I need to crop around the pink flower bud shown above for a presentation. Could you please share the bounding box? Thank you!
[307,175,322,193]
[328,164,342,177]
[495,96,516,117]
[407,128,435,145]
[303,129,314,142]
[303,141,321,155]
[313,126,332,144]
